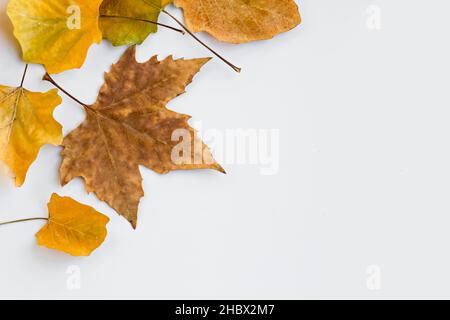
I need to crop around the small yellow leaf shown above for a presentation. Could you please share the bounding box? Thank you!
[36,194,110,256]
[0,86,62,186]
[7,0,103,74]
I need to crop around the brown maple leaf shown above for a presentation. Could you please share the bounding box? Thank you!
[55,46,224,228]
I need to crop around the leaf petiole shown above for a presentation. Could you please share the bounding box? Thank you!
[19,64,28,88]
[100,15,185,35]
[0,217,48,227]
[109,0,241,73]
[43,73,89,108]
[161,9,241,73]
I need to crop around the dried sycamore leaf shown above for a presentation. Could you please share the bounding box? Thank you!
[59,46,223,228]
[36,193,109,256]
[100,0,162,46]
[173,0,301,44]
[0,85,62,186]
[7,0,102,74]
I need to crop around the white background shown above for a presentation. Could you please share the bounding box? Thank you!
[1,0,450,299]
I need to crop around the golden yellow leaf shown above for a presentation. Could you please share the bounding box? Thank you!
[58,46,223,228]
[100,0,162,46]
[36,193,110,256]
[7,0,103,74]
[0,84,62,186]
[173,0,301,43]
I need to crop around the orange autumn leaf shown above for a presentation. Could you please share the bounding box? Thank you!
[173,0,301,44]
[36,194,109,256]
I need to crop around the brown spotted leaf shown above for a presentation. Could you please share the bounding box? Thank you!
[60,46,223,228]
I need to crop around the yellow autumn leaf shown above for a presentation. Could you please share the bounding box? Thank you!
[7,0,103,74]
[0,82,62,187]
[36,194,110,256]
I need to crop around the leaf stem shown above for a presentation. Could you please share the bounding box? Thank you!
[100,15,185,35]
[161,9,241,73]
[0,217,48,227]
[20,64,29,88]
[43,73,88,108]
